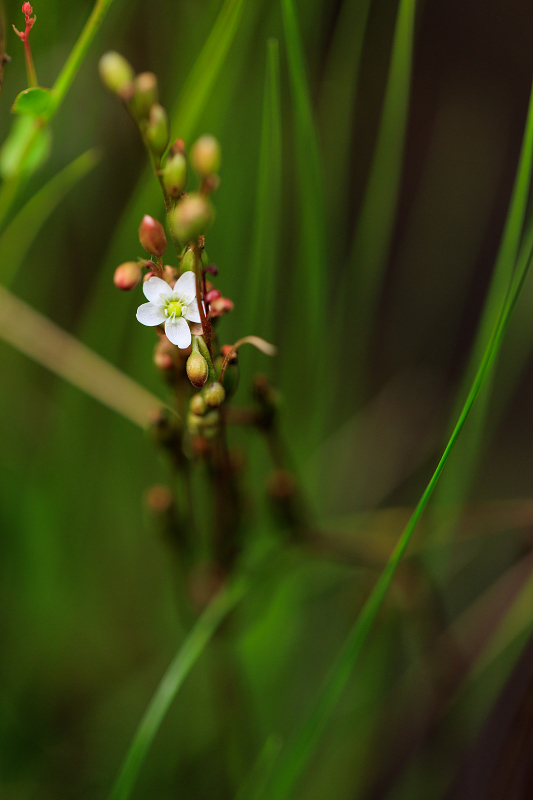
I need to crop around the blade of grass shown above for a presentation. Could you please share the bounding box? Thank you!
[264,204,533,800]
[0,148,100,287]
[431,78,533,547]
[280,0,327,404]
[342,0,416,398]
[244,38,282,341]
[0,285,163,427]
[108,575,249,800]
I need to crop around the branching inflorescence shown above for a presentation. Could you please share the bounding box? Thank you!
[100,51,279,597]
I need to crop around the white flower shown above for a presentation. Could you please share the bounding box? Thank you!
[136,272,202,348]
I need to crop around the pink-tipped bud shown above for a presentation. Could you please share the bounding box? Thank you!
[99,51,135,98]
[173,193,213,242]
[146,103,169,156]
[139,215,167,257]
[202,381,226,407]
[113,261,142,290]
[204,289,221,303]
[131,72,158,119]
[191,134,221,176]
[186,352,209,388]
[209,296,234,317]
[162,152,187,198]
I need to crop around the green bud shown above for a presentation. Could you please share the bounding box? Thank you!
[139,214,167,257]
[202,409,220,438]
[180,247,195,273]
[131,72,158,119]
[162,152,187,198]
[190,393,207,415]
[186,352,208,388]
[202,381,226,407]
[145,103,169,156]
[99,51,134,98]
[187,411,203,436]
[173,193,214,242]
[191,135,221,176]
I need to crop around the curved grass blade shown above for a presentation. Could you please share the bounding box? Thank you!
[280,0,327,395]
[0,148,99,287]
[343,0,416,396]
[0,285,163,427]
[431,78,533,545]
[264,207,533,800]
[245,38,282,341]
[108,576,249,800]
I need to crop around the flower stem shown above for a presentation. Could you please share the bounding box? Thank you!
[24,38,37,87]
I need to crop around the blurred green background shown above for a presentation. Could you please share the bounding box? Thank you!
[2,0,533,798]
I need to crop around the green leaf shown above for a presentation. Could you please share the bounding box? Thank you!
[0,115,51,178]
[11,87,55,118]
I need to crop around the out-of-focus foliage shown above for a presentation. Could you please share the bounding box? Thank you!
[2,0,533,798]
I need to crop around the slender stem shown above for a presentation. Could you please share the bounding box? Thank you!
[51,0,116,108]
[24,39,37,87]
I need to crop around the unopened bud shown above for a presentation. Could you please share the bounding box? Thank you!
[173,193,213,242]
[99,51,134,98]
[191,134,221,176]
[186,352,208,387]
[181,248,195,273]
[113,261,142,290]
[190,393,207,415]
[210,296,234,317]
[132,72,158,119]
[205,289,221,303]
[154,337,175,371]
[145,103,169,156]
[202,381,226,407]
[162,152,187,198]
[139,214,167,257]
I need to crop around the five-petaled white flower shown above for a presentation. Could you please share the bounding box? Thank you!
[136,272,201,348]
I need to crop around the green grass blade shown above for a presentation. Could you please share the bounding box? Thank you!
[0,148,99,287]
[171,0,248,142]
[245,38,282,339]
[108,576,249,800]
[432,78,533,536]
[280,0,327,386]
[264,211,533,800]
[344,0,416,393]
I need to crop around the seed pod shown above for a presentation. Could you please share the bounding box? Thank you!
[191,135,221,176]
[202,381,226,407]
[131,72,158,119]
[190,393,207,416]
[162,152,187,199]
[139,214,167,257]
[99,51,134,98]
[145,104,169,156]
[186,352,209,387]
[173,193,213,242]
[113,261,142,290]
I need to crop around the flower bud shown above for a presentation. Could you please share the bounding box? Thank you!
[113,261,142,290]
[99,51,134,98]
[131,72,158,119]
[139,214,167,257]
[145,103,169,156]
[162,152,187,198]
[210,296,234,317]
[186,352,208,387]
[173,193,213,242]
[190,393,207,415]
[202,381,225,407]
[154,337,175,371]
[180,247,195,273]
[191,135,221,176]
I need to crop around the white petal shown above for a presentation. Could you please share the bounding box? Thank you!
[184,297,202,323]
[165,316,191,348]
[136,302,166,326]
[143,276,173,302]
[174,271,197,304]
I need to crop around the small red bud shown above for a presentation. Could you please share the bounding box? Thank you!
[209,296,234,317]
[204,289,221,303]
[113,261,142,290]
[139,215,167,257]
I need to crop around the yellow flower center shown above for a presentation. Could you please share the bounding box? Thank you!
[165,300,182,318]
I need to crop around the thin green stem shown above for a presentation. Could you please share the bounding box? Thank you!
[108,575,249,800]
[51,0,115,108]
[24,39,37,88]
